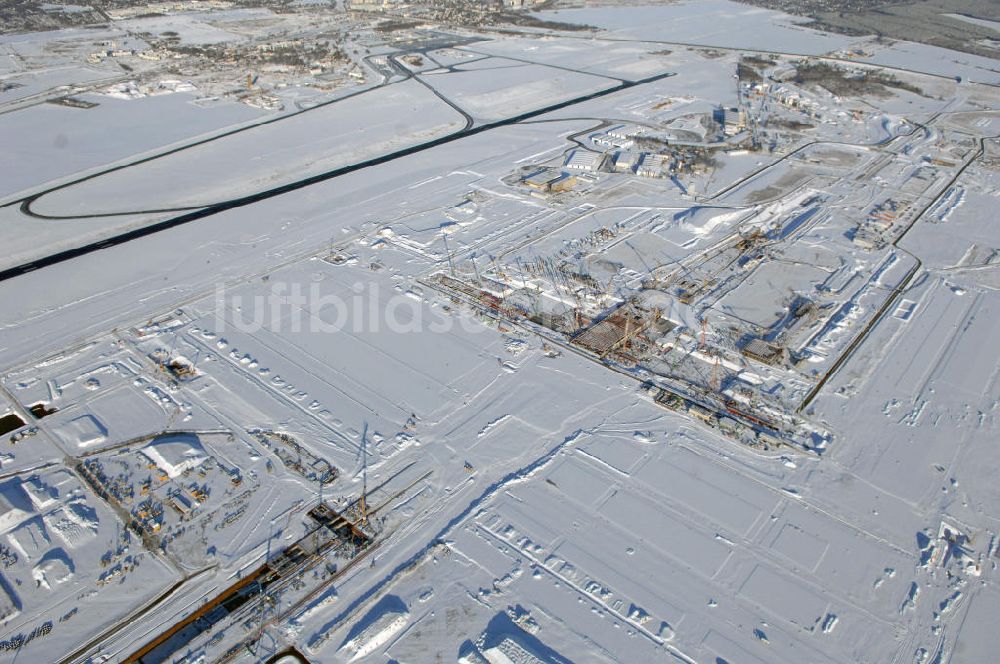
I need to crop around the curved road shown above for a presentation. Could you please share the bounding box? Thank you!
[0,70,673,282]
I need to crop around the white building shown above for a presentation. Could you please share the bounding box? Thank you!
[613,150,641,173]
[482,636,546,664]
[636,153,666,178]
[565,149,604,172]
[141,434,209,479]
[607,124,646,140]
[592,134,614,148]
[0,490,29,535]
[721,108,746,135]
[593,132,634,149]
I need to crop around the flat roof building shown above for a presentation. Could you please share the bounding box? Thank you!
[565,150,604,172]
[607,124,646,140]
[522,169,562,190]
[548,173,577,192]
[613,150,641,173]
[636,153,666,178]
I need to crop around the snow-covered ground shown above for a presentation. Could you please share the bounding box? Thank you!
[0,92,265,201]
[28,79,466,216]
[1,3,1000,663]
[535,0,856,55]
[423,60,616,123]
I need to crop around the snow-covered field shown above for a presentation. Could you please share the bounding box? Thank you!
[0,93,265,201]
[455,37,676,81]
[28,79,466,216]
[536,0,855,55]
[1,2,1000,663]
[423,61,616,122]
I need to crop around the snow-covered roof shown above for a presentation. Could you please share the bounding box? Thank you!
[142,434,209,479]
[0,489,29,536]
[565,150,602,171]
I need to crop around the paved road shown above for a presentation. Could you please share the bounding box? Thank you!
[0,71,672,282]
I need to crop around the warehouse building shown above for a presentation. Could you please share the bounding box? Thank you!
[613,150,641,173]
[607,124,646,140]
[565,150,604,172]
[636,153,666,178]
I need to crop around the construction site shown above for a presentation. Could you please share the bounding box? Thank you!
[124,462,429,664]
[2,0,1000,662]
[427,201,832,453]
